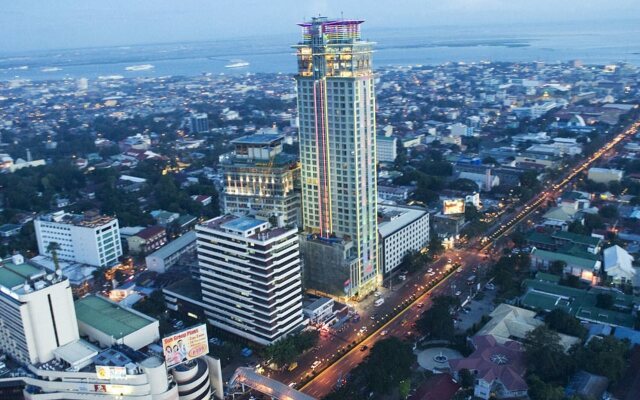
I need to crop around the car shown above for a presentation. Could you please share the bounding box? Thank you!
[359,345,369,352]
[455,291,462,296]
[359,326,367,334]
[485,283,495,290]
[374,291,382,297]
[428,271,436,276]
[398,275,407,281]
[416,302,424,308]
[311,360,321,369]
[380,330,388,336]
[288,382,297,388]
[370,314,377,320]
[427,268,433,273]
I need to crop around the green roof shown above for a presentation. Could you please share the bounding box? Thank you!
[531,248,598,269]
[558,244,600,261]
[521,279,638,328]
[535,272,562,284]
[75,295,156,339]
[0,261,45,290]
[526,232,556,247]
[552,231,601,247]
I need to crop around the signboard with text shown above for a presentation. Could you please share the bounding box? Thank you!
[162,324,209,368]
[443,199,465,215]
[95,365,127,380]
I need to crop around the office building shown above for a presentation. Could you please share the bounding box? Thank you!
[189,113,209,134]
[34,211,122,268]
[376,135,397,163]
[0,254,79,365]
[378,205,430,275]
[294,17,379,297]
[222,133,301,226]
[195,215,304,345]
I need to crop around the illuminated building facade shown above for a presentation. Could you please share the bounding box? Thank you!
[222,134,301,226]
[195,215,304,345]
[294,17,378,297]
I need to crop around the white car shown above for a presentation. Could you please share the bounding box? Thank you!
[374,291,382,297]
[380,330,388,336]
[455,291,462,297]
[311,360,321,369]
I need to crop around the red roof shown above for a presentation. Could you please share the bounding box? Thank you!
[449,335,527,392]
[135,225,165,240]
[409,374,460,400]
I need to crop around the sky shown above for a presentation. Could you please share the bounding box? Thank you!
[1,0,639,53]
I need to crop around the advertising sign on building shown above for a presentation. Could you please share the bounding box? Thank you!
[162,324,209,368]
[96,365,127,380]
[443,199,465,215]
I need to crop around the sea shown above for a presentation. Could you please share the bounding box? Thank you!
[1,20,639,82]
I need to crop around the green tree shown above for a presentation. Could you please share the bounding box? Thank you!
[46,241,61,273]
[573,336,628,383]
[598,204,619,219]
[596,293,614,309]
[459,368,474,389]
[363,338,414,395]
[398,379,411,399]
[524,326,575,383]
[549,260,567,276]
[544,309,587,338]
[416,296,459,340]
[527,375,565,400]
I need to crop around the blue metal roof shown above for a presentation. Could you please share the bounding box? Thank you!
[221,217,265,232]
[231,134,284,146]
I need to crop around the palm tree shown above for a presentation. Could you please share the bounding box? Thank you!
[46,242,61,273]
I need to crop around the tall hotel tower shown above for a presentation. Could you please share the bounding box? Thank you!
[294,17,378,298]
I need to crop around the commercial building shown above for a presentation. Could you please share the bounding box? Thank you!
[294,17,379,297]
[75,294,160,350]
[376,135,397,163]
[145,231,198,273]
[378,205,429,275]
[0,255,221,399]
[34,211,122,268]
[587,167,624,183]
[221,133,301,226]
[0,254,79,365]
[189,113,209,134]
[302,297,335,325]
[195,215,304,345]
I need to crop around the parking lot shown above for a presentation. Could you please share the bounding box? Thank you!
[454,286,497,334]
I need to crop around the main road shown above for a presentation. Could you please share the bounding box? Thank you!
[295,119,640,399]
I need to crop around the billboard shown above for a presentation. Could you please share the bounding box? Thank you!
[95,365,127,380]
[443,199,465,215]
[162,324,209,368]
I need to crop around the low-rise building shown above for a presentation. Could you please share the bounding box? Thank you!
[145,231,197,273]
[449,335,528,400]
[378,205,429,275]
[302,297,335,325]
[588,167,624,183]
[127,226,167,256]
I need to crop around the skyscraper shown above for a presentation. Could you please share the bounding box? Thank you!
[294,17,378,297]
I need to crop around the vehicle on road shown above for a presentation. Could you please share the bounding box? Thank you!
[374,291,382,297]
[455,290,462,297]
[359,345,369,352]
[374,298,385,307]
[485,283,495,290]
[311,360,321,369]
[380,330,388,336]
